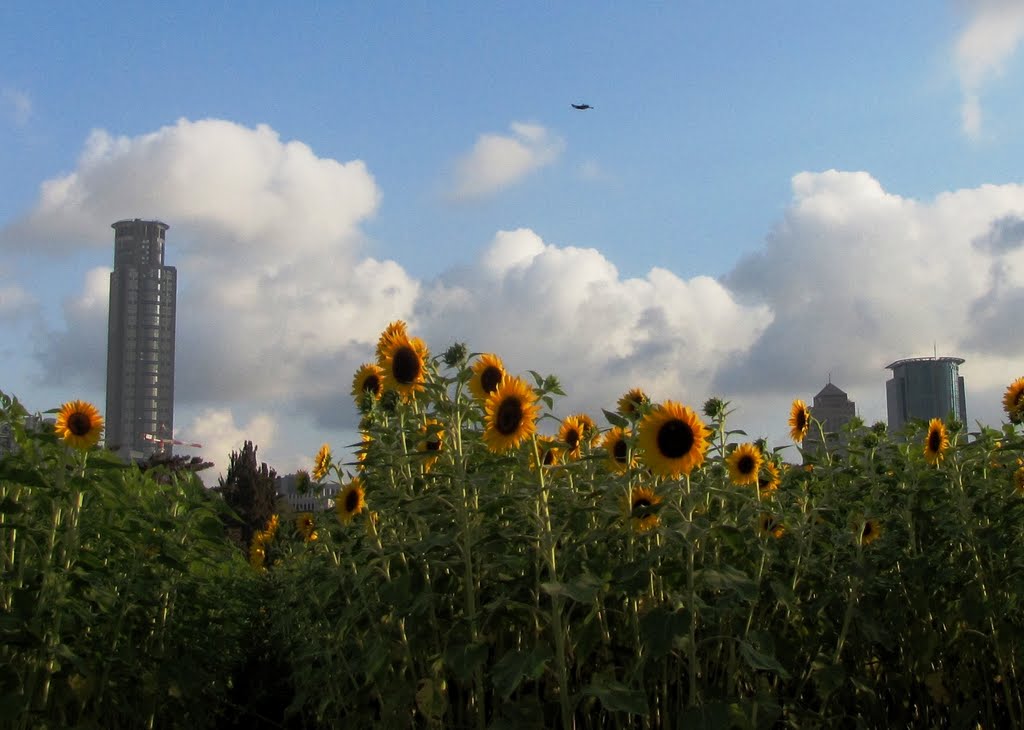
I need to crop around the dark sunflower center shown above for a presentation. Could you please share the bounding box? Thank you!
[1014,390,1024,407]
[633,498,652,509]
[543,449,556,465]
[481,366,503,394]
[796,411,807,430]
[495,398,523,435]
[426,437,442,452]
[863,523,874,539]
[345,490,360,512]
[656,419,694,459]
[68,412,92,436]
[612,439,628,463]
[738,454,756,474]
[363,374,381,394]
[565,429,580,449]
[928,429,942,452]
[392,346,421,384]
[762,516,777,531]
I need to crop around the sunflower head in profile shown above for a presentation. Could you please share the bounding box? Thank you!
[603,427,635,474]
[923,418,949,465]
[624,486,662,533]
[1003,377,1024,424]
[295,513,318,542]
[789,400,811,443]
[54,400,104,450]
[312,443,331,482]
[558,415,586,459]
[379,331,430,398]
[351,363,385,406]
[726,443,763,486]
[758,461,781,496]
[417,419,445,471]
[531,438,562,470]
[617,388,650,418]
[336,477,367,525]
[375,320,409,360]
[757,512,785,539]
[637,401,709,478]
[858,518,882,547]
[249,541,267,570]
[483,376,540,453]
[469,354,506,401]
[1013,463,1024,495]
[571,413,598,444]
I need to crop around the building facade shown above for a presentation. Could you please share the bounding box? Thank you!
[802,381,857,459]
[104,219,177,461]
[885,356,966,432]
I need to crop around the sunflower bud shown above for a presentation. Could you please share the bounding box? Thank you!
[442,342,468,368]
[702,397,726,420]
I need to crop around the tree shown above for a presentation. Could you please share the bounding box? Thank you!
[137,452,214,484]
[214,441,277,550]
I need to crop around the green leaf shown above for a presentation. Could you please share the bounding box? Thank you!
[541,573,604,604]
[491,644,551,699]
[602,409,630,429]
[445,642,489,682]
[582,674,648,715]
[739,640,790,679]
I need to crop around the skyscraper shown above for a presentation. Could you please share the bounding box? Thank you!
[104,219,177,460]
[885,356,966,432]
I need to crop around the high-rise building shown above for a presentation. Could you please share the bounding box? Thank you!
[885,356,966,432]
[803,381,857,457]
[104,219,177,461]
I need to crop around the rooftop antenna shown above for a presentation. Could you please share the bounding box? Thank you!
[933,342,937,358]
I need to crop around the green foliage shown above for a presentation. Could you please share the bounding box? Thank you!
[6,347,1024,730]
[216,440,278,550]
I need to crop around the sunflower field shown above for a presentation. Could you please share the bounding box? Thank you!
[4,325,1024,729]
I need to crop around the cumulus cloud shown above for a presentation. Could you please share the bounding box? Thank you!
[416,228,773,420]
[180,408,277,486]
[448,122,564,200]
[2,88,31,126]
[716,169,1024,431]
[954,0,1024,138]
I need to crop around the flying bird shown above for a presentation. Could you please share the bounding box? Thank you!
[571,103,593,110]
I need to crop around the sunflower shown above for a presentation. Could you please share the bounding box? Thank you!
[54,400,104,450]
[312,443,331,482]
[726,443,763,486]
[923,418,949,465]
[417,419,445,471]
[295,513,317,542]
[483,376,540,453]
[249,541,267,570]
[572,413,598,444]
[625,486,662,533]
[757,512,785,539]
[789,399,811,443]
[858,518,882,546]
[1013,464,1024,495]
[637,401,709,478]
[617,388,650,418]
[558,415,586,459]
[1003,377,1024,424]
[531,438,562,470]
[379,331,430,398]
[351,363,385,404]
[336,478,367,525]
[758,461,781,495]
[375,320,409,360]
[603,427,635,474]
[469,354,506,401]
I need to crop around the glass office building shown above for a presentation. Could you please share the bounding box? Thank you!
[885,356,966,432]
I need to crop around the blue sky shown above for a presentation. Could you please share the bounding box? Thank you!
[2,2,1024,481]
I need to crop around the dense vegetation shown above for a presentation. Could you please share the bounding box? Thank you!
[3,331,1024,728]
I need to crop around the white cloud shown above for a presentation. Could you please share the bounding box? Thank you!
[417,228,773,424]
[717,169,1024,435]
[2,88,31,126]
[954,0,1024,138]
[180,408,277,486]
[448,122,564,200]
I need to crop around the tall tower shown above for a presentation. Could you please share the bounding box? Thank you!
[105,219,177,460]
[885,356,966,432]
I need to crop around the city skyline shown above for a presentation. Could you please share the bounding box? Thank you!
[1,4,1023,483]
